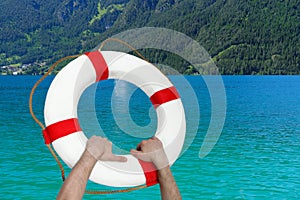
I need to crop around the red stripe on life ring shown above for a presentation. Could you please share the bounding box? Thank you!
[150,86,180,109]
[138,160,158,186]
[85,51,109,82]
[43,118,82,144]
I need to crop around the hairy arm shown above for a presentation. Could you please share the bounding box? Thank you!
[56,150,96,200]
[157,166,181,200]
[57,136,127,200]
[131,137,182,200]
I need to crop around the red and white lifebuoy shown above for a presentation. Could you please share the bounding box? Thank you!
[43,51,186,187]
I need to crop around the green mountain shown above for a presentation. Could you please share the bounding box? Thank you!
[0,0,129,69]
[0,0,299,75]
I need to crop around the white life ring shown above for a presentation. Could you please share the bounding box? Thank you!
[43,51,186,187]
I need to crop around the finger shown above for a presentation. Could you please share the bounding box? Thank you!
[109,154,127,162]
[141,140,147,146]
[93,135,103,140]
[89,135,97,141]
[130,149,141,159]
[130,149,148,161]
[137,140,147,150]
[130,149,139,154]
[105,141,113,148]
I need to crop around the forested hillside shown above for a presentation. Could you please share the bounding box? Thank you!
[0,0,129,74]
[0,0,299,75]
[109,0,300,74]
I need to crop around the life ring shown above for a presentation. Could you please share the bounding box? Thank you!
[43,51,186,187]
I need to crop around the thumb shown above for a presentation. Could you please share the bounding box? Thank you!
[130,149,150,162]
[130,149,141,158]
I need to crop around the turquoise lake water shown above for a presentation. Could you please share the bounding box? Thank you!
[0,75,299,199]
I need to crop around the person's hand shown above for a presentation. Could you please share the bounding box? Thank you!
[86,136,127,162]
[130,137,169,169]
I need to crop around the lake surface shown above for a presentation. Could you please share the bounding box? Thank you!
[0,75,299,199]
